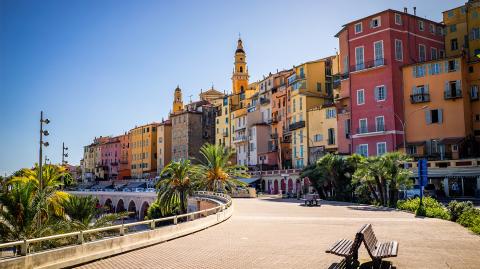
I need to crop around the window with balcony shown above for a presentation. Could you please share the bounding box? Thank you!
[377,142,387,156]
[444,80,462,99]
[359,118,368,133]
[411,85,430,103]
[426,109,443,124]
[355,22,362,34]
[355,46,364,70]
[375,85,386,101]
[357,144,368,157]
[374,41,384,66]
[375,116,385,132]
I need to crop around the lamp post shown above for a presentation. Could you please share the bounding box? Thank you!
[392,105,429,152]
[39,111,50,190]
[62,142,69,165]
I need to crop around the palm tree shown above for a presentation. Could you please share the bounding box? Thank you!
[156,160,197,214]
[62,195,126,230]
[380,152,412,206]
[195,143,248,192]
[352,156,383,205]
[10,164,70,219]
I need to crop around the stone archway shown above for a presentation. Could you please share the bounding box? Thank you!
[128,200,137,219]
[281,179,286,193]
[116,199,125,213]
[140,201,149,220]
[104,198,113,213]
[288,178,293,193]
[273,180,279,194]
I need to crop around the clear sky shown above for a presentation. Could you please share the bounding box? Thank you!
[0,0,464,175]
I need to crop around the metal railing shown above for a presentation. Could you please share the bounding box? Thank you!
[0,191,231,259]
[444,89,462,100]
[410,93,430,103]
[350,58,386,72]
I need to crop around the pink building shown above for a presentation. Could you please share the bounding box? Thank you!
[99,136,121,180]
[337,9,445,156]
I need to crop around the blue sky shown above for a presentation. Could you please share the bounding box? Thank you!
[0,0,463,175]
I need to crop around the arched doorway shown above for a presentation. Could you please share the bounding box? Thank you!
[288,178,293,193]
[140,201,149,220]
[128,200,137,219]
[104,199,113,213]
[273,180,279,194]
[281,179,286,193]
[116,199,125,213]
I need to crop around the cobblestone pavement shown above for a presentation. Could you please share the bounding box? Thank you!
[76,198,480,269]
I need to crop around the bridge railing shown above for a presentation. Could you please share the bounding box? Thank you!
[0,191,231,259]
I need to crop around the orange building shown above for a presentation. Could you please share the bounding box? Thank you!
[118,132,131,180]
[403,56,475,160]
[129,123,158,179]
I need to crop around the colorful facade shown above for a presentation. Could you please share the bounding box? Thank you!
[156,120,172,173]
[129,123,158,178]
[307,104,338,163]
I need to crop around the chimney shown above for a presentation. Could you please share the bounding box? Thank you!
[413,7,416,16]
[404,7,408,13]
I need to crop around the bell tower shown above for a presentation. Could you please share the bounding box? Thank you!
[173,85,183,113]
[231,37,249,95]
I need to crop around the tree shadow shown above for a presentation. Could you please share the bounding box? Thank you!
[347,205,396,212]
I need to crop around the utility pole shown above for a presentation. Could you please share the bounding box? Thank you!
[39,111,50,190]
[62,142,68,165]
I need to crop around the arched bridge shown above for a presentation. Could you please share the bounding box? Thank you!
[68,191,156,220]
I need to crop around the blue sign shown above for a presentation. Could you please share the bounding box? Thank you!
[418,159,428,187]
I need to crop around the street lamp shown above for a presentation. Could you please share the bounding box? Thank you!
[39,111,50,190]
[62,142,69,165]
[392,105,429,153]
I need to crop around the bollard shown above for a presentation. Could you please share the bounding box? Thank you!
[78,231,84,244]
[150,220,155,230]
[120,224,125,236]
[173,216,178,225]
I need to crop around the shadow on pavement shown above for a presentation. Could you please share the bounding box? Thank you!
[328,259,395,269]
[347,206,396,212]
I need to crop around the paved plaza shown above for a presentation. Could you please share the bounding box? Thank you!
[77,197,480,269]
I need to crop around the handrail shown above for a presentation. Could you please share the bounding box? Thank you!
[0,191,231,257]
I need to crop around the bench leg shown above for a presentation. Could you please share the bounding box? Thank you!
[372,258,382,269]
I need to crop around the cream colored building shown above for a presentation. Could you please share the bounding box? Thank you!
[156,120,172,173]
[307,105,338,163]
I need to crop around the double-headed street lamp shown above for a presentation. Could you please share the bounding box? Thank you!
[62,142,69,165]
[39,111,50,190]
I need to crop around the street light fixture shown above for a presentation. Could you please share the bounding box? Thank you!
[39,111,50,190]
[62,142,69,165]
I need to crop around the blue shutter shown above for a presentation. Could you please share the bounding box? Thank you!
[412,67,417,77]
[455,59,460,71]
[438,109,443,123]
[425,110,432,124]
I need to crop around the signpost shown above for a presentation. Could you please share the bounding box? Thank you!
[418,159,428,206]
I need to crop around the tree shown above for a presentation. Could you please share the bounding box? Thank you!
[156,160,197,214]
[380,152,412,206]
[352,157,382,205]
[195,143,248,192]
[300,164,328,198]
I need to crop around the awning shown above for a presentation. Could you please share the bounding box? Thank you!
[439,137,465,145]
[238,177,260,185]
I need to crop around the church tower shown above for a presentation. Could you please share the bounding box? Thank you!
[231,37,249,95]
[173,85,183,113]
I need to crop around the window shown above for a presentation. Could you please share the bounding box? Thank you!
[317,82,322,92]
[375,86,386,101]
[357,89,365,105]
[413,65,426,77]
[374,41,384,65]
[451,38,458,50]
[299,97,303,110]
[355,46,364,70]
[395,13,402,25]
[445,80,462,99]
[446,59,459,72]
[419,44,426,62]
[355,22,362,34]
[375,116,385,131]
[359,118,368,133]
[328,128,335,145]
[377,142,387,156]
[471,28,480,40]
[407,146,417,155]
[431,47,438,60]
[370,17,381,28]
[357,144,368,157]
[344,119,351,138]
[448,10,454,17]
[429,63,441,75]
[395,39,403,61]
[439,50,445,58]
[426,109,443,124]
[314,134,323,142]
[450,24,457,33]
[429,24,435,34]
[326,108,336,119]
[470,85,479,100]
[418,20,424,31]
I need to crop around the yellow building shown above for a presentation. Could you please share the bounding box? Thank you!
[129,123,158,178]
[443,1,480,61]
[173,86,183,113]
[289,56,336,168]
[307,105,338,163]
[215,95,232,148]
[156,120,172,173]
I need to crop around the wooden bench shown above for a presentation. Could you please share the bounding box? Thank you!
[325,226,364,268]
[360,224,399,267]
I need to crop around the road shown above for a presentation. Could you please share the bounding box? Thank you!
[76,197,480,269]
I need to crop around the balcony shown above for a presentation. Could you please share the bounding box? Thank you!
[222,131,229,137]
[410,93,430,104]
[233,135,247,142]
[271,133,279,139]
[260,97,270,105]
[289,121,305,131]
[444,89,462,100]
[350,58,386,73]
[357,124,386,135]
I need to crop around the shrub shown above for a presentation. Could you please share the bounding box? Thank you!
[397,197,450,220]
[457,208,480,235]
[447,200,474,222]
